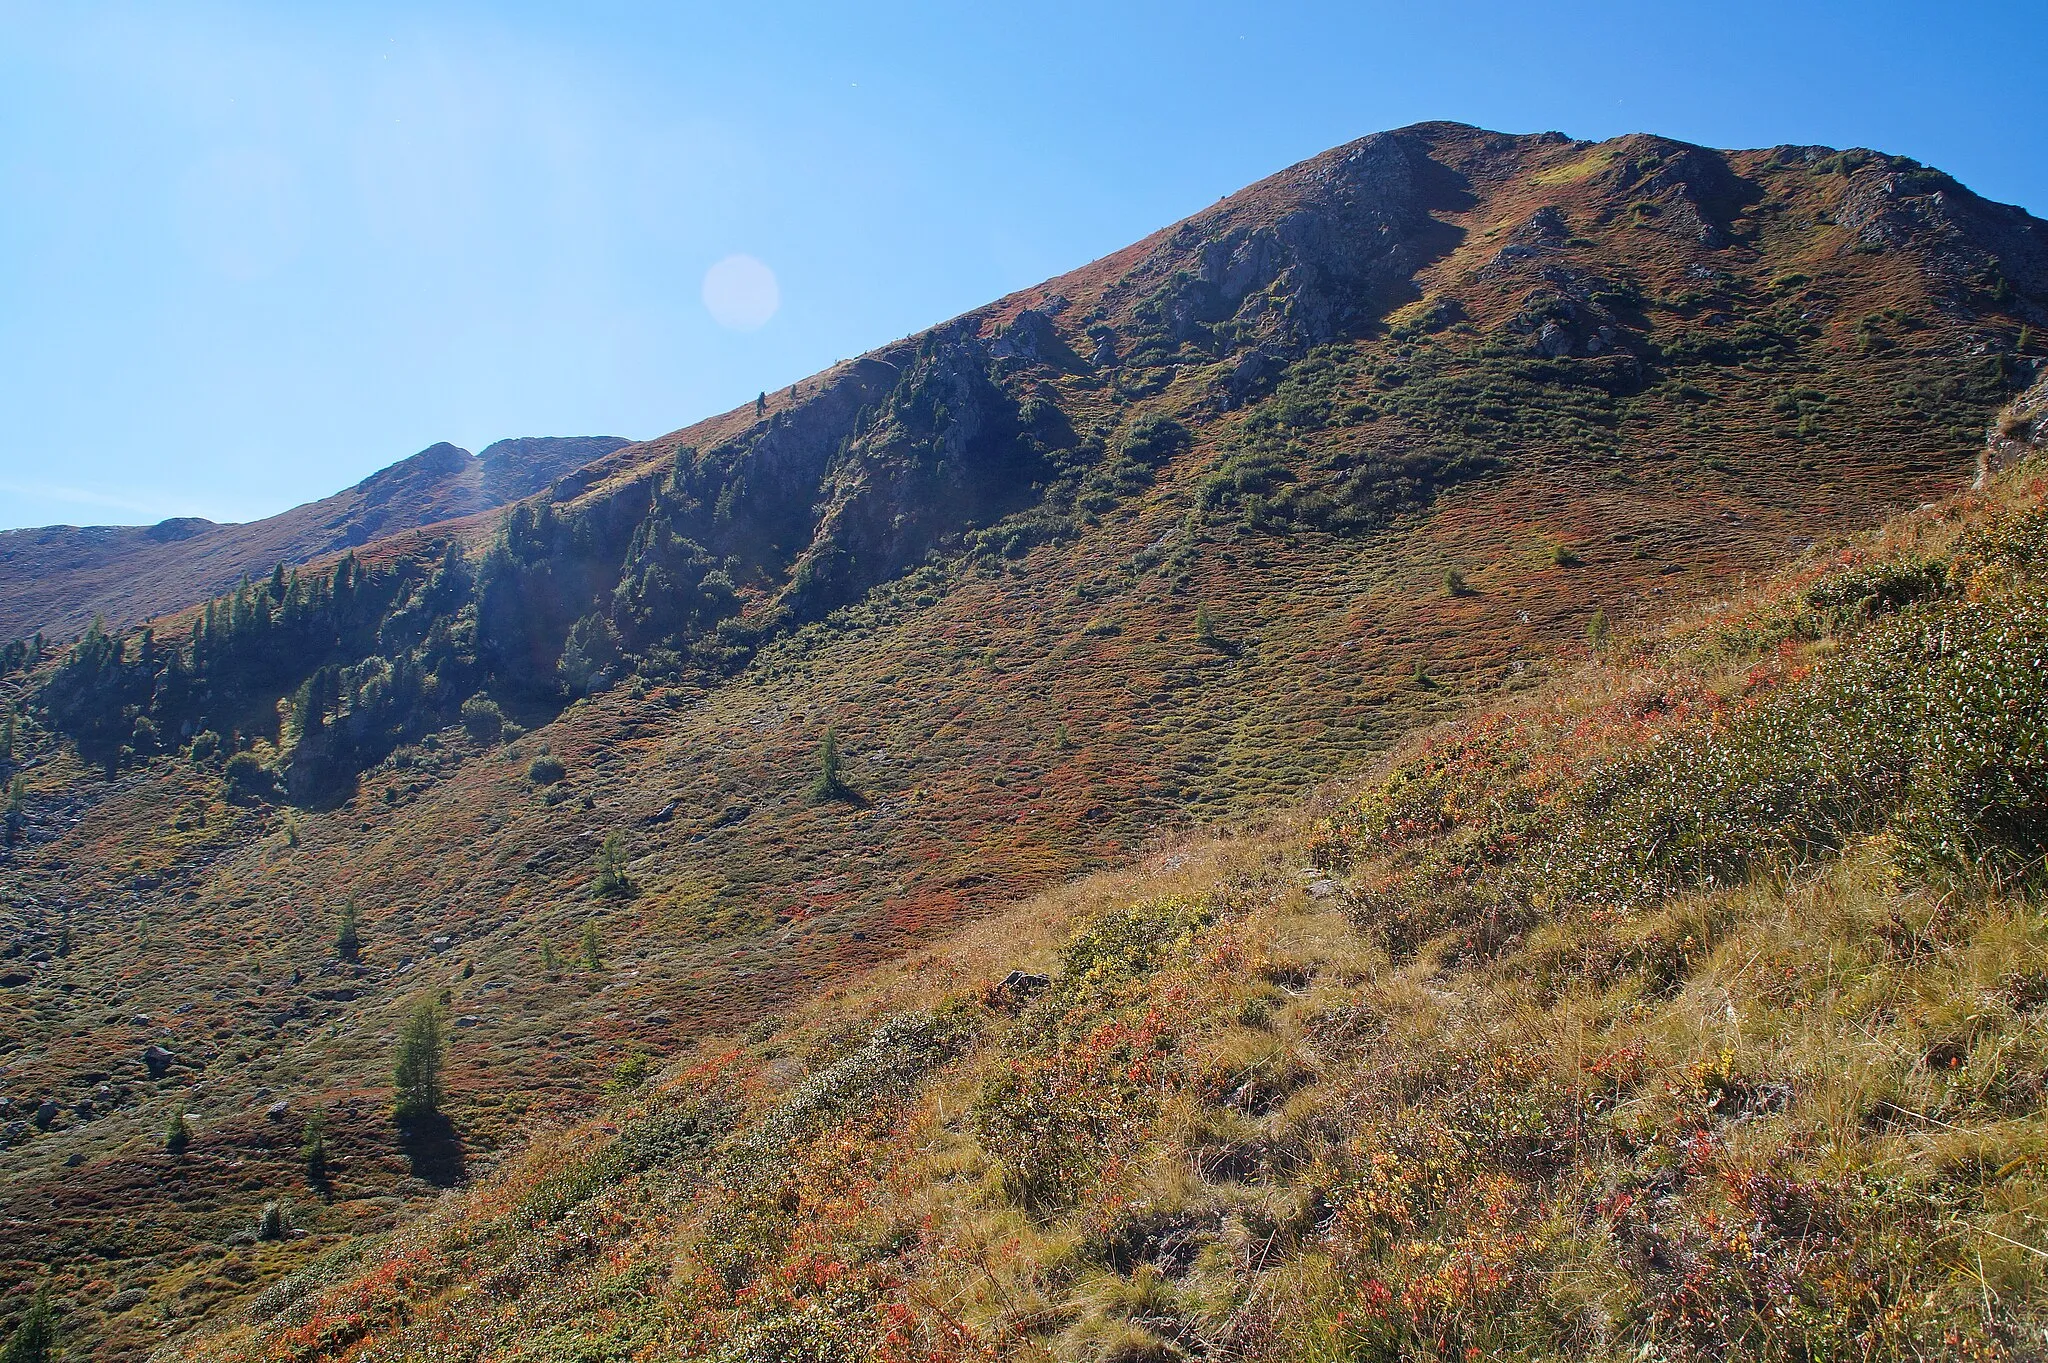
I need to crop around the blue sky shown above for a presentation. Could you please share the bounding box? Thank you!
[1,1,2042,530]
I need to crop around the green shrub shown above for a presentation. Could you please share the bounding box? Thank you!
[459,695,504,744]
[1802,557,1948,629]
[527,755,566,785]
[223,751,275,803]
[1061,898,1205,984]
[1537,593,2048,906]
[516,1098,729,1227]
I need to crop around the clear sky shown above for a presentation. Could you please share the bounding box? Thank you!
[2,1,2042,531]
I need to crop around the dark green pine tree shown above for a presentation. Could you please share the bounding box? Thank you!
[810,726,848,803]
[0,1284,58,1363]
[392,999,446,1124]
[299,1108,328,1184]
[335,899,361,963]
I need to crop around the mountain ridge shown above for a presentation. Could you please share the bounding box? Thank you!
[0,435,634,642]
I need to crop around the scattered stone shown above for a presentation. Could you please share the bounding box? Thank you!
[34,1099,59,1128]
[143,1044,176,1078]
[992,970,1052,1009]
[265,1100,290,1121]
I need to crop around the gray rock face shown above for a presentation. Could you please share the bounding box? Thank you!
[785,330,1041,618]
[1482,206,1573,277]
[1979,364,2048,488]
[1122,129,1467,357]
[989,308,1083,370]
[1836,161,2048,318]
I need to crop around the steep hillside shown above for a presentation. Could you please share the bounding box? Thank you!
[0,123,2044,1359]
[0,436,632,642]
[127,421,2048,1363]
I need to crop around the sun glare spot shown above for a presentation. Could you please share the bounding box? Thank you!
[701,254,780,331]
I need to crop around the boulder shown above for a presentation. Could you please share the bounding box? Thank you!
[143,1044,176,1078]
[992,970,1052,1009]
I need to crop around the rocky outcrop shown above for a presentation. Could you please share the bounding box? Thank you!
[1979,363,2048,489]
[1836,158,2048,322]
[1601,139,1752,248]
[785,329,1038,617]
[1115,127,1472,358]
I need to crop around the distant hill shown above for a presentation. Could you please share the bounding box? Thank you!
[0,435,633,641]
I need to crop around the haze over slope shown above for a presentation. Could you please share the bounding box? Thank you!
[0,122,2043,1360]
[0,436,632,641]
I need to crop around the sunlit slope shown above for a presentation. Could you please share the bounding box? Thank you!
[168,439,2048,1363]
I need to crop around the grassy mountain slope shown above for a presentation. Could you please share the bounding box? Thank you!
[0,436,632,642]
[153,425,2048,1363]
[0,123,2044,1358]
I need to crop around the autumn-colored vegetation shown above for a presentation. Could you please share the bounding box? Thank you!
[136,446,2048,1363]
[1,124,2043,1359]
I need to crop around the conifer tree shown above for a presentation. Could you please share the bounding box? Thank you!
[335,899,361,963]
[0,1284,57,1363]
[392,999,445,1123]
[581,920,603,971]
[592,831,632,898]
[810,726,848,803]
[299,1109,328,1184]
